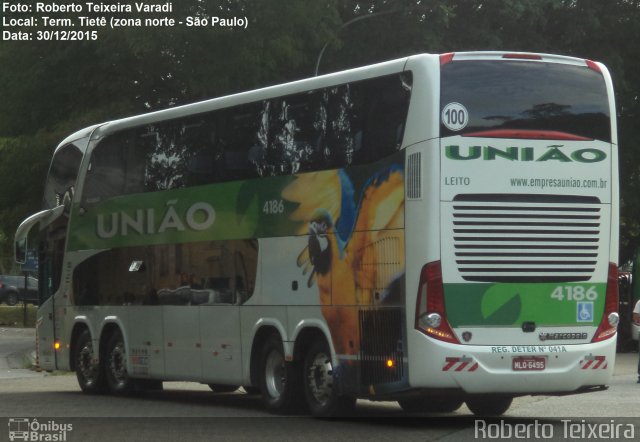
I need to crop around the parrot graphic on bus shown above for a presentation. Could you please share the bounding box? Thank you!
[282,162,406,357]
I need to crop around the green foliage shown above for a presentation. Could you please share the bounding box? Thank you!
[1,0,640,260]
[0,305,37,327]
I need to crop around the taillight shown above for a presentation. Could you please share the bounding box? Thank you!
[591,263,619,342]
[415,261,459,344]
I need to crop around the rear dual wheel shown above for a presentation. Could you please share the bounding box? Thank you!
[104,329,136,395]
[303,340,355,417]
[75,330,107,394]
[258,334,304,414]
[258,335,355,417]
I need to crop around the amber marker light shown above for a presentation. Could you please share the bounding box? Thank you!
[53,340,61,350]
[386,359,394,368]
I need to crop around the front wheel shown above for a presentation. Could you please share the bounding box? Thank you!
[104,329,135,395]
[258,334,304,414]
[303,340,356,417]
[465,395,513,416]
[74,330,107,394]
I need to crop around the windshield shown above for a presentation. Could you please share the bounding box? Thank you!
[440,60,611,142]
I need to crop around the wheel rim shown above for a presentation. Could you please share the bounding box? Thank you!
[306,351,333,406]
[77,343,98,386]
[109,340,127,387]
[264,349,285,399]
[8,294,17,305]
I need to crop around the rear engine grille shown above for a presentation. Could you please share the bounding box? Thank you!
[359,308,404,386]
[451,194,601,283]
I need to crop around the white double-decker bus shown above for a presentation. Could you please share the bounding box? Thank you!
[16,52,618,417]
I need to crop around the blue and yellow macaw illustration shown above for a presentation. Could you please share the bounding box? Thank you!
[282,163,405,356]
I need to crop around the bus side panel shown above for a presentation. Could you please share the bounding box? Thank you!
[123,306,165,379]
[200,305,243,384]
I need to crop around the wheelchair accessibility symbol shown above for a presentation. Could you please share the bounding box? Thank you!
[577,302,594,323]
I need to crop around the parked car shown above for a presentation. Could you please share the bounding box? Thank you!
[0,275,39,306]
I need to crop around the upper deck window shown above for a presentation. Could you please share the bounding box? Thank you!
[83,73,412,202]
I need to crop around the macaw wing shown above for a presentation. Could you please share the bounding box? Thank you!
[348,167,405,298]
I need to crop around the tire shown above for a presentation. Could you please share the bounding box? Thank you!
[5,291,18,306]
[208,384,239,393]
[74,330,107,394]
[465,395,513,416]
[398,396,464,413]
[303,340,356,417]
[104,329,135,396]
[258,334,304,414]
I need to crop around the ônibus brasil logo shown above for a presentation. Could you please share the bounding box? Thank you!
[445,144,606,163]
[8,418,73,442]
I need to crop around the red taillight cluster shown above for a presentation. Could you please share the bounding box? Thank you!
[591,263,619,343]
[415,261,459,344]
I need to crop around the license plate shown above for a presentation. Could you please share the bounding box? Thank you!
[512,356,546,371]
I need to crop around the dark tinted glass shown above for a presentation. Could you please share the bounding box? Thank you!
[441,61,610,142]
[43,143,83,209]
[73,239,258,306]
[83,73,412,202]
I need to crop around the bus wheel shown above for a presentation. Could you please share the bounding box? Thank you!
[258,334,303,414]
[398,396,463,413]
[465,395,513,416]
[74,330,107,394]
[208,384,239,393]
[104,329,135,395]
[303,340,356,417]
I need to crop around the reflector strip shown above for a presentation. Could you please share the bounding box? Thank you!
[442,356,477,372]
[580,355,607,370]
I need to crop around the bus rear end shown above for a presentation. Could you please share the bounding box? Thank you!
[409,52,618,412]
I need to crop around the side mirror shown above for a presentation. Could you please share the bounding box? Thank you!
[14,205,65,263]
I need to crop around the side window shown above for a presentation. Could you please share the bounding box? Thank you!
[73,239,258,306]
[359,73,412,164]
[82,72,413,203]
[43,143,83,210]
[83,133,145,202]
[220,103,262,180]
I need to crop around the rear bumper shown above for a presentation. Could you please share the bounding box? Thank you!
[407,330,616,394]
